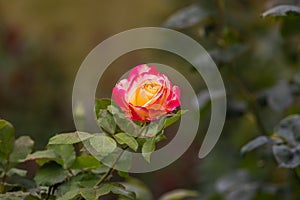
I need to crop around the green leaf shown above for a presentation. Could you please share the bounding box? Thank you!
[9,136,34,163]
[48,144,76,169]
[89,135,117,156]
[115,133,138,151]
[163,4,210,29]
[49,132,93,145]
[97,110,116,134]
[71,156,102,170]
[57,173,100,195]
[95,183,112,197]
[241,136,270,155]
[164,110,188,129]
[114,114,139,137]
[7,168,27,177]
[58,184,112,200]
[25,150,57,163]
[0,119,15,160]
[100,151,132,172]
[142,117,166,138]
[111,183,136,200]
[80,188,97,200]
[107,104,141,136]
[95,98,111,117]
[25,149,63,166]
[142,137,156,163]
[262,5,300,18]
[57,189,80,200]
[34,162,68,186]
[158,189,198,200]
[155,131,167,143]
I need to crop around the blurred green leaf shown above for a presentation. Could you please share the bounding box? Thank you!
[111,183,136,200]
[241,136,270,155]
[89,135,117,156]
[274,115,300,146]
[208,44,246,64]
[48,144,76,169]
[9,136,34,163]
[49,132,93,145]
[34,162,68,186]
[216,170,249,193]
[95,98,111,117]
[163,4,210,29]
[272,144,300,168]
[97,110,116,134]
[215,170,259,200]
[118,170,129,178]
[121,178,154,200]
[262,5,300,18]
[224,186,258,200]
[158,189,198,200]
[142,137,156,163]
[0,119,15,160]
[7,168,27,177]
[0,194,23,200]
[164,110,188,129]
[24,194,40,200]
[115,133,138,151]
[264,81,293,112]
[71,156,102,170]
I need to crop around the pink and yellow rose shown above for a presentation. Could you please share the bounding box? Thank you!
[112,64,180,122]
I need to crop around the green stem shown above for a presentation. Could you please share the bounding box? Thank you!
[94,149,125,187]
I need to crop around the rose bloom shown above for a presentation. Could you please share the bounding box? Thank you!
[112,64,180,122]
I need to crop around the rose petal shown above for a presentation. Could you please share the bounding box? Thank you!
[166,86,181,111]
[112,64,181,122]
[127,64,150,83]
[129,104,149,121]
[112,87,128,111]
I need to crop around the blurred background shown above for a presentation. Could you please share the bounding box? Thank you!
[1,0,300,199]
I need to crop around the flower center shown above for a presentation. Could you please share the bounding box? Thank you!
[130,81,161,106]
